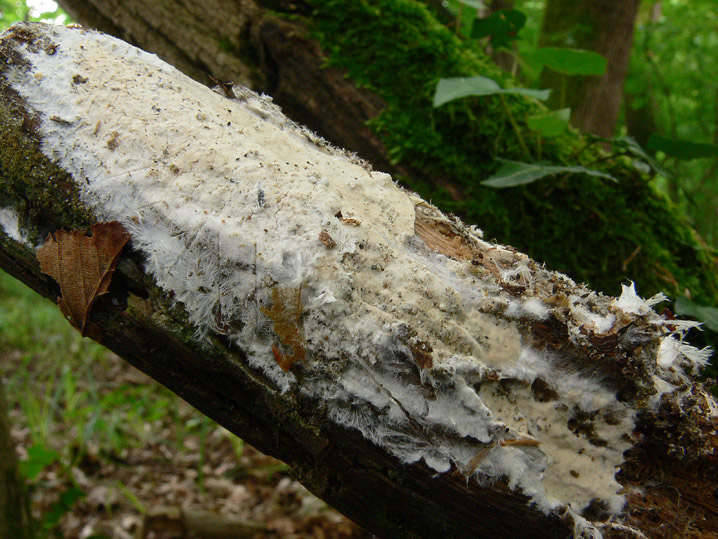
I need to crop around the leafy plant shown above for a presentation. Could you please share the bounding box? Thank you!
[432,75,549,107]
[481,158,616,188]
[443,0,485,37]
[675,297,718,332]
[20,442,85,535]
[471,9,526,48]
[41,485,85,533]
[526,108,570,138]
[20,443,61,481]
[646,133,718,161]
[433,74,615,184]
[526,107,571,158]
[533,47,607,108]
[534,47,608,77]
[433,75,549,159]
[623,0,718,246]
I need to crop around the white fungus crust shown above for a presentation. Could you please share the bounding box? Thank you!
[0,206,25,243]
[3,23,715,531]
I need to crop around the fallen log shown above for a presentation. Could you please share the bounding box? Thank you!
[0,22,716,538]
[54,0,718,311]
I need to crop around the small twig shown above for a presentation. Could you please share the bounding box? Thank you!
[622,245,642,272]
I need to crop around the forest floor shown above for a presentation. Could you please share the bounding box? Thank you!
[0,272,371,538]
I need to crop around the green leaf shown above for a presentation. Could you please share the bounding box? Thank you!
[646,133,718,160]
[443,0,484,36]
[455,0,485,9]
[471,9,526,48]
[482,159,617,188]
[20,444,61,480]
[534,47,607,76]
[43,485,85,530]
[675,297,718,332]
[526,108,570,137]
[433,76,550,107]
[613,136,673,178]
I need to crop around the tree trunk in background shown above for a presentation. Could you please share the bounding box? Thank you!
[538,0,640,138]
[624,2,661,149]
[0,382,32,539]
[624,91,658,149]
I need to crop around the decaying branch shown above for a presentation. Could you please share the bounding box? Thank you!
[1,23,717,538]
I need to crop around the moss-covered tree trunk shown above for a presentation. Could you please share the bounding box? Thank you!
[0,382,32,539]
[537,0,641,138]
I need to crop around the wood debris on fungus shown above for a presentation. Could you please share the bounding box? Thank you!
[260,285,307,371]
[318,230,336,249]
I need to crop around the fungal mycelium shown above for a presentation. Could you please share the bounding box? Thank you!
[1,22,715,537]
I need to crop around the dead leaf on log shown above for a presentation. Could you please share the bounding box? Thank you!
[37,221,129,338]
[260,285,306,371]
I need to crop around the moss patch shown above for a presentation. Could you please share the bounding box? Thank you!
[0,94,94,240]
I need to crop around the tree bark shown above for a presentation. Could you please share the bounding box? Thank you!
[1,22,717,538]
[0,382,33,539]
[53,0,718,318]
[624,91,658,149]
[537,0,641,138]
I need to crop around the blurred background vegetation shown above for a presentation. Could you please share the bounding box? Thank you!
[0,0,716,536]
[513,0,718,247]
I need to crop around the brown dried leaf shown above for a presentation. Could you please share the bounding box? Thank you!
[37,221,129,337]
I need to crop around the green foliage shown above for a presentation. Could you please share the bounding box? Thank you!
[433,75,549,106]
[20,444,60,480]
[533,46,607,76]
[0,272,183,531]
[647,133,718,161]
[305,0,718,310]
[675,297,718,333]
[0,0,68,31]
[19,441,85,534]
[443,0,484,36]
[608,136,673,179]
[482,158,616,188]
[471,9,526,48]
[625,0,718,245]
[42,485,85,532]
[0,0,28,26]
[526,107,570,137]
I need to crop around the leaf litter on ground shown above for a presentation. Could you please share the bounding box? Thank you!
[0,272,370,539]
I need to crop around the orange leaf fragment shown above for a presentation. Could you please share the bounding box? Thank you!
[37,221,130,338]
[261,285,306,371]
